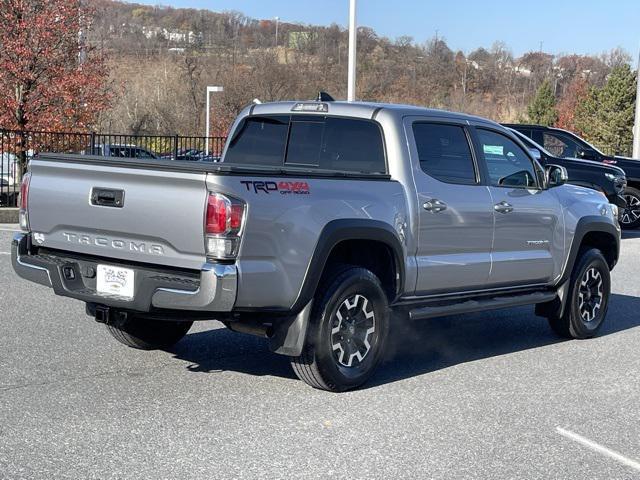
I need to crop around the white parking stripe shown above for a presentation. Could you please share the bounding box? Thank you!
[0,252,10,255]
[557,427,640,472]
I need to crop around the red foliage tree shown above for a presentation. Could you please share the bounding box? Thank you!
[556,77,589,134]
[0,0,111,135]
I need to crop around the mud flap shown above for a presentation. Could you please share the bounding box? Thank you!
[535,281,570,319]
[268,301,313,357]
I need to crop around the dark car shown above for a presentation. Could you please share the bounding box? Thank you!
[505,124,640,228]
[160,149,220,162]
[507,128,626,209]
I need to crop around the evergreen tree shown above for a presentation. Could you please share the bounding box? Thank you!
[575,65,636,155]
[527,79,558,126]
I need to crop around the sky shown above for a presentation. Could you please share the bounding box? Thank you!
[131,0,640,59]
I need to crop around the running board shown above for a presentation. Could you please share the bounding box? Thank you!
[408,291,557,321]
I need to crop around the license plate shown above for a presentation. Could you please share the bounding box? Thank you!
[96,265,135,299]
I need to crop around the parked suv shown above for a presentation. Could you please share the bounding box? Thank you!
[505,124,640,228]
[13,102,620,391]
[507,128,626,208]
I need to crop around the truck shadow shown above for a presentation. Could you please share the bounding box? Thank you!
[168,293,640,388]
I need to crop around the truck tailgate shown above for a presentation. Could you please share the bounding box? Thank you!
[27,156,208,270]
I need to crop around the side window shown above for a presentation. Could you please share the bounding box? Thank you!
[224,115,290,166]
[412,123,477,184]
[543,132,581,158]
[477,129,538,189]
[319,118,386,173]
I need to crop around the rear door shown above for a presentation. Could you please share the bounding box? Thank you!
[407,119,494,294]
[473,127,564,286]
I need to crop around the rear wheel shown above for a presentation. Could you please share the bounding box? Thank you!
[620,186,640,229]
[290,266,389,392]
[547,248,610,339]
[106,317,193,350]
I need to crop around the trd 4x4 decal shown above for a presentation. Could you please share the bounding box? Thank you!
[240,180,310,195]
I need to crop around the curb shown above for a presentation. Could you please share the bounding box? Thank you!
[0,208,19,224]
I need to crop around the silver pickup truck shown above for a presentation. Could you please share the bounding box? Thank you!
[12,101,621,391]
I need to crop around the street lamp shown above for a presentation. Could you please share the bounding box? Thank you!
[205,85,224,156]
[633,48,640,158]
[347,0,357,101]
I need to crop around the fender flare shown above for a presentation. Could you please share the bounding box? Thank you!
[558,215,620,286]
[289,218,405,314]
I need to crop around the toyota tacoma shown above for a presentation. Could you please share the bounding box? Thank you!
[13,101,621,391]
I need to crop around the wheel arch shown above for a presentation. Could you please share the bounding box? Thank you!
[290,219,405,313]
[558,216,620,286]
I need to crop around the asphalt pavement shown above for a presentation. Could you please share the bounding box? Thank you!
[2,226,640,479]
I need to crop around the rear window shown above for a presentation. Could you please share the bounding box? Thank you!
[225,116,289,166]
[224,115,386,174]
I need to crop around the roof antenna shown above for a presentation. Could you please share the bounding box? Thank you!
[316,91,335,102]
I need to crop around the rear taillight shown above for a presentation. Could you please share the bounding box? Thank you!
[205,193,245,260]
[19,172,31,232]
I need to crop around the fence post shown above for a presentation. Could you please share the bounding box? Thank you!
[90,131,96,154]
[174,134,179,160]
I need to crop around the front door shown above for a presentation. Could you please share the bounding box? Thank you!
[474,127,564,286]
[408,120,494,294]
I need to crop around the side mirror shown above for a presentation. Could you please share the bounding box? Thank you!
[498,170,535,188]
[545,164,568,188]
[528,147,542,161]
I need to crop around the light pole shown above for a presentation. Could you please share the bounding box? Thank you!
[347,0,357,101]
[633,48,640,158]
[205,85,224,155]
[275,17,280,47]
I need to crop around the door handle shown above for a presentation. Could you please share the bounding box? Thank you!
[494,201,513,214]
[423,199,447,213]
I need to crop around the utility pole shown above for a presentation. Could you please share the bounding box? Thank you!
[634,48,640,158]
[275,17,280,47]
[347,0,357,101]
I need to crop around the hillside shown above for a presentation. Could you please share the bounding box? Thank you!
[88,0,629,136]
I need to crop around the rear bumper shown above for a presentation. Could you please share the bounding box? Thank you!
[11,233,236,313]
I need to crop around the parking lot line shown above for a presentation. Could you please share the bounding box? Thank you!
[0,252,10,255]
[557,427,640,472]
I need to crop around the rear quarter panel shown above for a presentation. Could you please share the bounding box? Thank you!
[206,175,409,309]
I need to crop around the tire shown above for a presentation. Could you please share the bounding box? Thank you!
[620,186,640,229]
[290,266,389,392]
[547,248,611,339]
[106,317,193,350]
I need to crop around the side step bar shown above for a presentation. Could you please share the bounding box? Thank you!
[409,291,557,321]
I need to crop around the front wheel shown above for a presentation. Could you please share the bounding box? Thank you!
[620,186,640,229]
[290,266,389,392]
[106,317,193,350]
[547,248,611,339]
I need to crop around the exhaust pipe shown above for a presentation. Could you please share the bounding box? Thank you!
[226,321,273,338]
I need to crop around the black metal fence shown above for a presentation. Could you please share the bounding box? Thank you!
[0,129,228,208]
